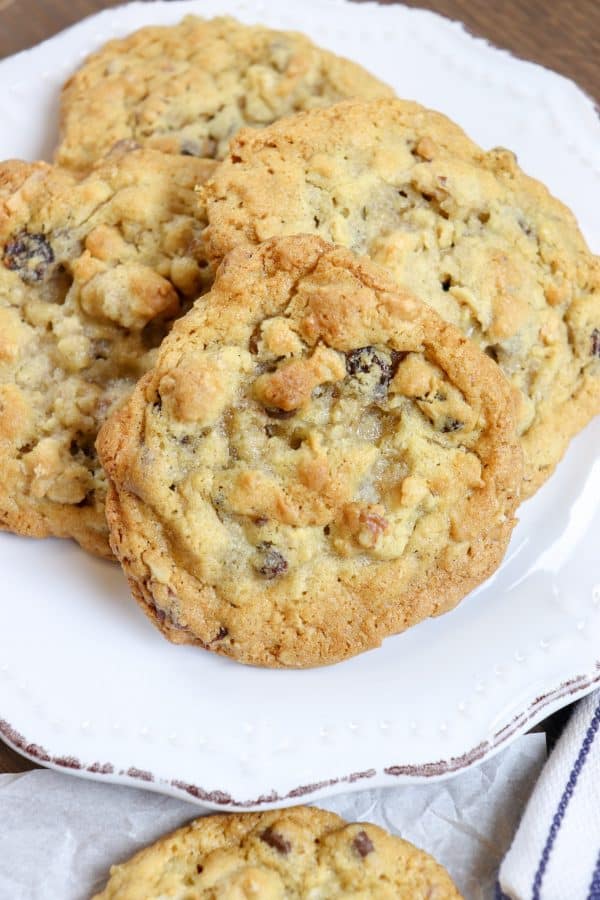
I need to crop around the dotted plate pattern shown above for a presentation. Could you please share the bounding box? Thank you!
[0,0,598,810]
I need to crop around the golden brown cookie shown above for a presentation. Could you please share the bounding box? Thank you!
[56,15,394,174]
[202,99,600,496]
[92,805,463,899]
[98,236,521,667]
[0,147,215,556]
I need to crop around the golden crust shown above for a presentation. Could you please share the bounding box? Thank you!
[0,148,216,556]
[92,805,462,899]
[56,15,394,174]
[202,98,600,497]
[98,236,521,667]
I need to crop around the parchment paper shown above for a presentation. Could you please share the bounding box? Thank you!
[0,734,545,899]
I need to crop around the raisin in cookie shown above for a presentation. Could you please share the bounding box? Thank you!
[56,15,393,175]
[98,236,521,667]
[92,805,462,899]
[0,147,215,557]
[202,99,600,497]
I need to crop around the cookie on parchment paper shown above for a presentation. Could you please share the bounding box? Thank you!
[202,98,600,496]
[0,147,215,556]
[92,805,463,899]
[98,235,521,667]
[56,15,394,174]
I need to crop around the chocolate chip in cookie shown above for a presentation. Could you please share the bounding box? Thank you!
[260,826,292,854]
[4,231,54,284]
[253,543,288,579]
[345,346,403,397]
[352,830,375,858]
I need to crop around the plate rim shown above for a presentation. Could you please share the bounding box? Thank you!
[2,669,598,809]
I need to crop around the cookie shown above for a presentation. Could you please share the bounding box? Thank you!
[0,147,215,556]
[55,15,394,175]
[92,805,462,899]
[202,98,600,496]
[97,236,521,667]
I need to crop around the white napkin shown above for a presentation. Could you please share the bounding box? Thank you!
[499,690,600,900]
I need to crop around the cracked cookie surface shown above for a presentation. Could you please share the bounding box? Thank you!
[202,99,600,496]
[92,805,462,899]
[98,236,521,667]
[56,15,393,174]
[0,148,215,556]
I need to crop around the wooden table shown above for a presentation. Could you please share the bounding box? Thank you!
[1,0,598,99]
[0,0,597,775]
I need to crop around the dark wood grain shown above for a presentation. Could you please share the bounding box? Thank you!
[0,0,596,773]
[0,741,35,774]
[362,0,599,101]
[0,0,122,60]
[0,0,598,99]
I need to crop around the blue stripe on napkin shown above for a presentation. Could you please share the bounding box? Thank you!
[587,847,600,900]
[532,700,600,899]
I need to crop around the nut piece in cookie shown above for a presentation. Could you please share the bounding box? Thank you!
[92,805,463,899]
[98,236,521,667]
[56,15,394,173]
[202,98,600,496]
[0,147,216,556]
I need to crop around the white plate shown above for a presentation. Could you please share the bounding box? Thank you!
[0,0,599,810]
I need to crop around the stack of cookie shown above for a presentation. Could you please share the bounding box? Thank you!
[0,16,392,558]
[1,15,598,673]
[3,14,599,898]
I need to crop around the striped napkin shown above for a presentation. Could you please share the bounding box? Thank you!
[499,690,600,900]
